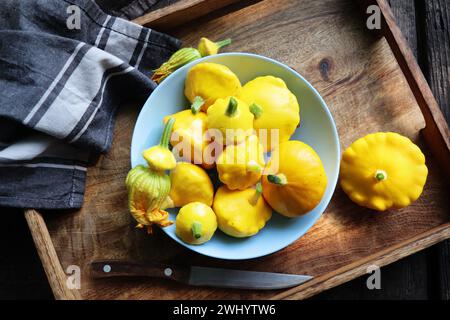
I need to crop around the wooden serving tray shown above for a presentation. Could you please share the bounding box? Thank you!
[25,0,449,300]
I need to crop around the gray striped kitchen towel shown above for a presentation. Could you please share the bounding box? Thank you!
[0,0,180,209]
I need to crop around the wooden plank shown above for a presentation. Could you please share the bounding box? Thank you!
[437,241,450,299]
[372,0,428,300]
[132,0,244,30]
[24,210,81,300]
[389,0,417,57]
[271,224,450,300]
[373,0,450,178]
[316,0,430,299]
[423,0,450,123]
[422,0,450,301]
[27,0,450,300]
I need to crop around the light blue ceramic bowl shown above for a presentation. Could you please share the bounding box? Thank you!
[131,53,340,260]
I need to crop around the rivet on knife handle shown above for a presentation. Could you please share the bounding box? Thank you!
[89,260,190,284]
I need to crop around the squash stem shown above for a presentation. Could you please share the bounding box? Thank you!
[192,222,202,239]
[267,173,287,185]
[160,118,175,148]
[255,182,263,195]
[375,170,387,181]
[249,182,263,205]
[246,160,262,173]
[191,96,204,114]
[225,97,238,117]
[249,103,263,119]
[216,38,232,48]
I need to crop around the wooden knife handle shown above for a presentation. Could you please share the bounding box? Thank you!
[89,260,190,284]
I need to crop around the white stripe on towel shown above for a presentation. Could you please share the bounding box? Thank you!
[0,134,89,162]
[104,18,142,64]
[0,162,87,171]
[34,47,124,139]
[69,66,134,143]
[95,15,112,47]
[23,43,85,125]
[135,30,151,68]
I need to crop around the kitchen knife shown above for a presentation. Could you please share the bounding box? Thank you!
[90,260,313,290]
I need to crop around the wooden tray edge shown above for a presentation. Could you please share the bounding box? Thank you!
[25,0,450,300]
[24,209,81,300]
[372,0,450,177]
[25,207,450,300]
[132,0,243,30]
[271,223,450,300]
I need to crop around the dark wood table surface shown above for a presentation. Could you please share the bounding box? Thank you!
[0,0,448,300]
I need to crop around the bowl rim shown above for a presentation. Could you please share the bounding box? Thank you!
[131,52,340,260]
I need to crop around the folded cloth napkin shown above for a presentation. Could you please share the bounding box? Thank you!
[0,0,180,209]
[95,0,160,20]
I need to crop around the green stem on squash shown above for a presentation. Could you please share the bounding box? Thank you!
[249,182,263,205]
[255,182,263,195]
[249,103,263,119]
[267,173,287,185]
[216,38,232,48]
[225,97,238,117]
[375,170,387,181]
[160,118,175,148]
[192,222,202,239]
[191,96,204,114]
[246,160,263,173]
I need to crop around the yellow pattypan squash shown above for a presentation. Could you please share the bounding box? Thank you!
[198,38,232,57]
[340,132,428,211]
[163,98,215,169]
[262,140,327,217]
[185,62,241,111]
[206,96,254,145]
[142,118,177,171]
[213,184,272,238]
[239,76,300,152]
[176,202,217,245]
[216,134,265,190]
[169,162,214,207]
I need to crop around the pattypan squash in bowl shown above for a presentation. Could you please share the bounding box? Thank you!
[131,53,340,260]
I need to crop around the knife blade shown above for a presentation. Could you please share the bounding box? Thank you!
[90,260,312,290]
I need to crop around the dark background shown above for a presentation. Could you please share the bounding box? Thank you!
[0,0,448,299]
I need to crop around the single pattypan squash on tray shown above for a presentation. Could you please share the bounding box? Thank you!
[262,140,327,217]
[340,132,428,211]
[216,134,265,190]
[239,76,300,152]
[213,184,271,238]
[185,62,241,111]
